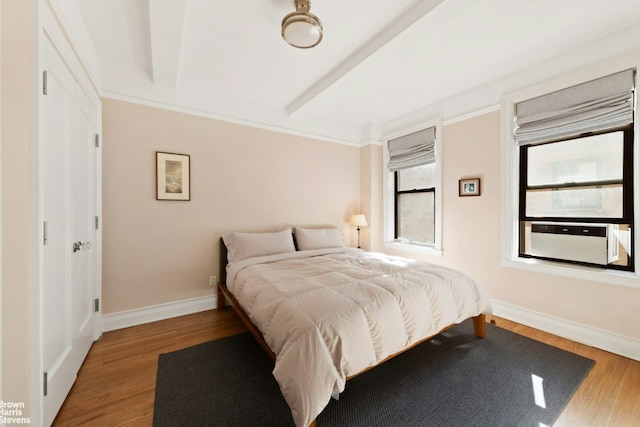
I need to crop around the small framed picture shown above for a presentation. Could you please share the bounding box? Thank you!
[459,178,481,197]
[156,151,190,201]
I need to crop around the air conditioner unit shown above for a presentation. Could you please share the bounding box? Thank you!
[530,223,618,265]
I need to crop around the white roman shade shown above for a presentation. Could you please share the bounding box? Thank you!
[515,69,635,146]
[387,126,436,171]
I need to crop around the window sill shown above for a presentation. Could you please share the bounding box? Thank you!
[383,241,443,257]
[501,256,640,289]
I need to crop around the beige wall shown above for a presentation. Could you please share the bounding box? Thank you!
[1,0,33,412]
[102,99,361,314]
[358,144,383,251]
[378,111,640,341]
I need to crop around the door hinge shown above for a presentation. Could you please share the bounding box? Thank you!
[43,221,48,245]
[95,133,100,148]
[43,70,48,95]
[94,298,100,313]
[43,372,48,396]
[95,216,100,230]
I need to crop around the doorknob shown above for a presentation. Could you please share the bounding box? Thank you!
[72,241,92,252]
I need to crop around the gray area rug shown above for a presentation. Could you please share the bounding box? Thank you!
[153,320,594,426]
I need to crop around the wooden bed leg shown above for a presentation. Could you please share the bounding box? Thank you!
[473,314,486,338]
[216,283,225,310]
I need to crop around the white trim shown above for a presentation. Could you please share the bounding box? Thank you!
[102,295,218,332]
[103,295,640,362]
[31,1,43,425]
[43,0,101,94]
[499,95,519,262]
[500,49,640,287]
[383,241,443,257]
[93,103,102,340]
[502,257,640,290]
[443,104,500,126]
[492,300,640,362]
[42,4,99,106]
[360,139,384,147]
[102,91,363,148]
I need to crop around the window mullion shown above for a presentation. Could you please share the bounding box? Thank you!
[394,171,399,240]
[396,188,434,195]
[522,216,629,224]
[623,125,635,221]
[526,179,624,191]
[519,145,528,221]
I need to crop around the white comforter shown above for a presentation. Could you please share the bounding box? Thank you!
[227,248,492,427]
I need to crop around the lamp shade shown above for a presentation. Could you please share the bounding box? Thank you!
[350,214,368,227]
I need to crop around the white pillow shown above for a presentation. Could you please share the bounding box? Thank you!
[222,228,296,264]
[294,227,345,251]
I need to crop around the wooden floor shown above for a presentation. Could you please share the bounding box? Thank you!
[53,310,640,427]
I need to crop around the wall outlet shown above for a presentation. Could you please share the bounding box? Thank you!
[209,275,216,286]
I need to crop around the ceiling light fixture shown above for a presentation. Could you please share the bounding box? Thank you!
[281,0,323,49]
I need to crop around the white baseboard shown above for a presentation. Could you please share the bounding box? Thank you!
[100,296,640,362]
[491,300,640,362]
[102,295,218,332]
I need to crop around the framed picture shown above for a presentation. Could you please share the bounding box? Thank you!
[459,178,481,197]
[156,151,190,201]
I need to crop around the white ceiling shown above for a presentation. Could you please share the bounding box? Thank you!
[74,0,640,144]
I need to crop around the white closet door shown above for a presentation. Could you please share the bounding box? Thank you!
[68,81,98,382]
[42,35,98,426]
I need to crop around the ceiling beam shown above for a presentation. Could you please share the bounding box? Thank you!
[149,0,186,87]
[286,0,445,116]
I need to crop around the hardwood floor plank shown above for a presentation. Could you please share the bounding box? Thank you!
[53,309,246,426]
[608,357,640,426]
[52,311,640,426]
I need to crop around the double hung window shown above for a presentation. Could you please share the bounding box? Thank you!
[516,69,636,271]
[388,126,437,245]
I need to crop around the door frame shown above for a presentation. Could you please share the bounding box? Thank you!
[31,3,102,425]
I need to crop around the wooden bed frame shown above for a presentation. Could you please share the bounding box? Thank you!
[216,238,486,427]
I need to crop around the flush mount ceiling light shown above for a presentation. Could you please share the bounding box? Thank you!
[281,0,323,49]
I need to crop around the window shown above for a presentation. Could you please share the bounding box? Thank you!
[515,69,635,271]
[395,163,436,243]
[386,124,440,249]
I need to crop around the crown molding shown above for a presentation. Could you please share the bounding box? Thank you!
[101,89,365,148]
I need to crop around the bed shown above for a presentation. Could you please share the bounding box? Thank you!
[216,227,492,427]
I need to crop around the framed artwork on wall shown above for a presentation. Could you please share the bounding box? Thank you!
[459,177,481,197]
[156,151,190,201]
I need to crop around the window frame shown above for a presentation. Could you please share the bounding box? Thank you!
[383,119,443,256]
[517,125,634,271]
[500,60,640,288]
